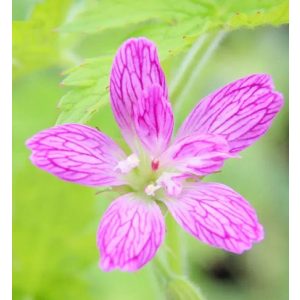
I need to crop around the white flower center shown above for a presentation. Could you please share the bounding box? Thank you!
[114,153,140,173]
[117,153,184,199]
[144,184,161,196]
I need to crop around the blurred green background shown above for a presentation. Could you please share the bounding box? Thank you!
[13,1,288,299]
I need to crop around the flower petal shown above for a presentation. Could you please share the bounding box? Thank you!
[165,182,264,254]
[97,194,165,272]
[160,134,233,177]
[26,124,126,186]
[134,85,174,157]
[110,38,168,148]
[177,74,284,153]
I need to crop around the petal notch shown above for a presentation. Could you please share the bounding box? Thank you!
[134,85,174,157]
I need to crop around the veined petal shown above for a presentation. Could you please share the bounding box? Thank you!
[160,134,233,177]
[26,124,126,186]
[110,38,168,149]
[177,74,284,153]
[165,182,264,254]
[134,85,174,157]
[97,194,165,272]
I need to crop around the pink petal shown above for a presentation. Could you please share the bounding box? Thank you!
[177,74,284,153]
[160,134,233,177]
[97,194,165,272]
[165,182,264,254]
[110,38,168,149]
[134,85,174,157]
[26,124,126,186]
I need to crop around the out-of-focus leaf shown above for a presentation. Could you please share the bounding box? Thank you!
[57,0,288,124]
[60,0,288,34]
[13,0,71,79]
[166,277,204,300]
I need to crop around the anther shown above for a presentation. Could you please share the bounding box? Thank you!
[114,153,139,173]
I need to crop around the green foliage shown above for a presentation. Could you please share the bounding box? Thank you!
[13,0,71,78]
[57,0,288,124]
[60,0,288,34]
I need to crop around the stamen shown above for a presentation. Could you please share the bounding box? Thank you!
[114,153,139,174]
[144,172,184,197]
[145,184,161,196]
[157,172,183,197]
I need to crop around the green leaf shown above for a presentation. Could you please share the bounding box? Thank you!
[60,0,168,34]
[57,0,288,124]
[228,1,289,28]
[56,56,112,124]
[13,0,71,79]
[61,0,288,35]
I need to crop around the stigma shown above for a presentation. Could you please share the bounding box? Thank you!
[151,159,159,171]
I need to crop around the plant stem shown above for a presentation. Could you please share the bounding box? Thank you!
[170,31,226,115]
[169,35,209,98]
[165,213,185,275]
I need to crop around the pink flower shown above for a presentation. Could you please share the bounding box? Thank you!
[26,38,284,272]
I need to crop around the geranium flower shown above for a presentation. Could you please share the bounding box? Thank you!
[26,38,283,272]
